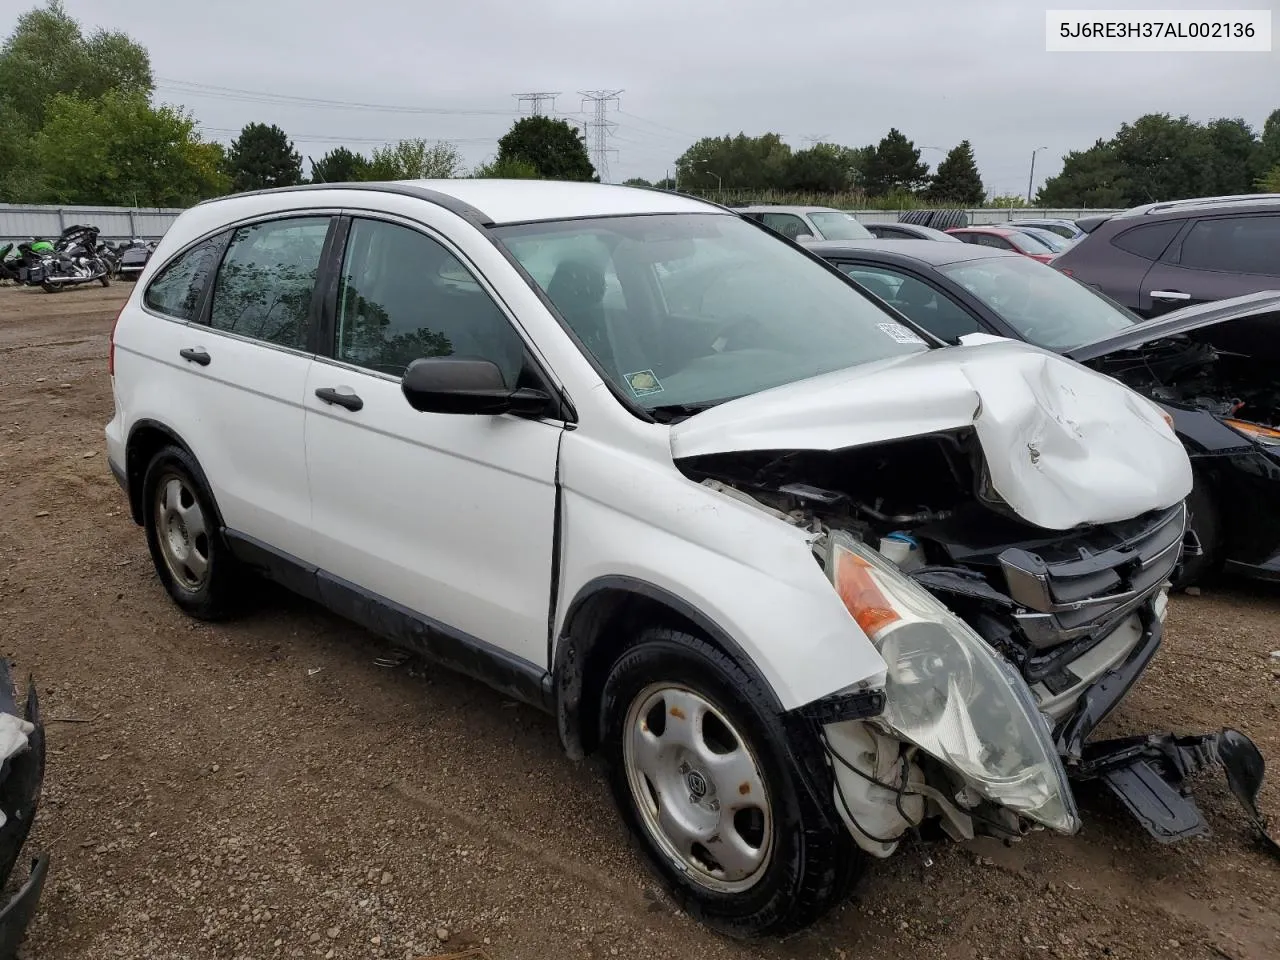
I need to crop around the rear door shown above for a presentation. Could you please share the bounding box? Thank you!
[1139,213,1280,316]
[166,214,334,564]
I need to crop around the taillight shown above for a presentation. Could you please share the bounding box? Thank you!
[108,302,125,376]
[1059,267,1073,276]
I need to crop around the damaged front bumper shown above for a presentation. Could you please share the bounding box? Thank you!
[0,660,48,958]
[1053,605,1279,857]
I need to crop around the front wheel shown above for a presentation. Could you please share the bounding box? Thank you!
[99,273,111,287]
[1174,474,1222,590]
[599,627,860,937]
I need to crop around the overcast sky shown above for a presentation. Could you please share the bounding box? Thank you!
[8,0,1278,195]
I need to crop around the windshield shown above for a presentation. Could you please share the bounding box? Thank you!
[1005,231,1054,254]
[492,213,930,417]
[1018,229,1069,252]
[807,212,873,240]
[939,254,1138,350]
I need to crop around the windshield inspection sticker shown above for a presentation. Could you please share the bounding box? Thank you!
[877,322,927,345]
[624,369,665,397]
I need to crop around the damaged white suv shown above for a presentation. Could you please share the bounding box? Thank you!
[105,181,1276,936]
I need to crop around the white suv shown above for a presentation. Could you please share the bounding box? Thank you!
[106,180,1256,936]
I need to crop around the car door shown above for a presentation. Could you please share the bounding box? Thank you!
[1139,214,1280,316]
[137,214,333,566]
[834,261,987,343]
[758,212,812,241]
[302,214,563,669]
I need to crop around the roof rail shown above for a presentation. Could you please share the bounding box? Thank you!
[1117,193,1280,218]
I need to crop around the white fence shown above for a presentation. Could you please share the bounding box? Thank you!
[0,203,184,242]
[1,201,1125,242]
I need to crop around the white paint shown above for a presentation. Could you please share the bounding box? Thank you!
[671,338,1193,531]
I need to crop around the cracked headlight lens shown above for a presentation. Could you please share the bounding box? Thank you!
[826,530,1079,834]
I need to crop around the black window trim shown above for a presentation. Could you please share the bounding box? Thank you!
[311,209,577,424]
[1109,218,1184,263]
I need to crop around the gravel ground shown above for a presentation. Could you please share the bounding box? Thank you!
[0,283,1277,960]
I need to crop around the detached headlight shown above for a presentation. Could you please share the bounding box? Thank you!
[1223,418,1280,448]
[826,531,1080,835]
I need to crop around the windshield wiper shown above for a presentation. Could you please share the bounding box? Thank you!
[647,401,724,423]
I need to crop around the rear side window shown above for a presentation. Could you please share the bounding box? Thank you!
[208,217,331,349]
[840,264,983,342]
[143,237,222,320]
[1178,216,1280,275]
[1110,221,1181,261]
[759,213,810,240]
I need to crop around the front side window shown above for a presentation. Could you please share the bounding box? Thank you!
[208,217,330,349]
[334,218,525,382]
[808,211,873,240]
[144,236,223,320]
[493,213,930,417]
[839,264,983,343]
[1178,216,1280,275]
[940,254,1136,351]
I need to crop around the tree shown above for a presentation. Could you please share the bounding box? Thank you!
[472,155,539,178]
[0,1,152,130]
[622,177,653,187]
[1259,108,1280,174]
[653,177,675,190]
[863,129,930,196]
[1258,164,1280,192]
[1203,118,1261,195]
[309,146,369,183]
[987,195,1031,208]
[366,139,463,180]
[226,122,302,191]
[785,143,854,193]
[675,133,792,192]
[29,90,227,205]
[495,117,595,181]
[1037,139,1130,207]
[926,140,985,205]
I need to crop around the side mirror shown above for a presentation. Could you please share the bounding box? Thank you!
[401,356,551,417]
[794,232,816,243]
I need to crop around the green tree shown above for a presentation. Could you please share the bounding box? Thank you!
[653,177,675,190]
[0,1,152,129]
[472,155,539,178]
[29,90,227,205]
[495,117,595,181]
[226,122,302,191]
[622,177,653,187]
[926,140,985,205]
[1037,139,1130,207]
[309,146,369,183]
[987,194,1031,208]
[366,139,463,180]
[1258,164,1280,192]
[785,143,853,193]
[863,129,930,196]
[675,133,792,191]
[1203,117,1261,195]
[1258,108,1280,175]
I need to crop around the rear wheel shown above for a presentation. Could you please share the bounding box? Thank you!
[141,445,241,620]
[99,273,111,287]
[599,627,860,937]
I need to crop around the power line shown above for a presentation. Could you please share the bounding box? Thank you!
[201,126,498,146]
[580,89,623,183]
[155,76,515,117]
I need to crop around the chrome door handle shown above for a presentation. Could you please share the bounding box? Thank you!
[1149,290,1191,301]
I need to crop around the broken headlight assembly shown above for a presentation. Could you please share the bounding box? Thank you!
[824,530,1080,835]
[1223,418,1280,448]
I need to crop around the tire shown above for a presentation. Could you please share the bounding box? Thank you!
[1174,473,1222,590]
[40,281,57,294]
[141,445,241,620]
[99,273,111,287]
[598,627,860,937]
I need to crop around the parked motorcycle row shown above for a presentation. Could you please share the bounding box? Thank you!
[0,225,156,293]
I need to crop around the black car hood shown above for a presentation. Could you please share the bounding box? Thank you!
[1066,291,1280,363]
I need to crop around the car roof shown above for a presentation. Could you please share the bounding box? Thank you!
[806,238,1022,266]
[1111,194,1280,221]
[200,179,719,226]
[950,225,1016,235]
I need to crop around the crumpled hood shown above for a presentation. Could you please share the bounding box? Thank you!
[670,338,1193,530]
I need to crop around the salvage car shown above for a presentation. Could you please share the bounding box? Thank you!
[808,239,1280,589]
[105,181,1276,937]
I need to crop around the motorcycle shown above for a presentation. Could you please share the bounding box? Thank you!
[0,243,20,283]
[26,224,112,293]
[113,238,156,280]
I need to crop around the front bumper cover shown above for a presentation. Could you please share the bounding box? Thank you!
[0,660,48,958]
[1054,605,1279,858]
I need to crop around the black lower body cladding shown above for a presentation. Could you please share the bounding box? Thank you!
[0,659,48,958]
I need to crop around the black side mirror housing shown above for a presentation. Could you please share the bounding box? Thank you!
[401,357,551,417]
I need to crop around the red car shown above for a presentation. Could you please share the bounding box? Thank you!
[944,226,1057,263]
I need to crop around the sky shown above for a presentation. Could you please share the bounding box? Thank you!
[7,0,1278,196]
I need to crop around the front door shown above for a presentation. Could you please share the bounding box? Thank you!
[303,215,563,670]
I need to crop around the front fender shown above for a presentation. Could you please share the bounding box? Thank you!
[554,432,887,713]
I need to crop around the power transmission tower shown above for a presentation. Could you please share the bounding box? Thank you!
[801,133,829,147]
[513,92,560,116]
[579,89,623,182]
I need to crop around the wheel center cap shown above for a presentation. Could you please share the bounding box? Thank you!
[685,769,708,799]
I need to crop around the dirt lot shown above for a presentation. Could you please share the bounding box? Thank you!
[0,282,1277,960]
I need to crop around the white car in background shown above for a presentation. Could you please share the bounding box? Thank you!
[735,203,873,243]
[104,179,1272,937]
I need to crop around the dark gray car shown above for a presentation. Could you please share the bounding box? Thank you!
[1051,195,1280,317]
